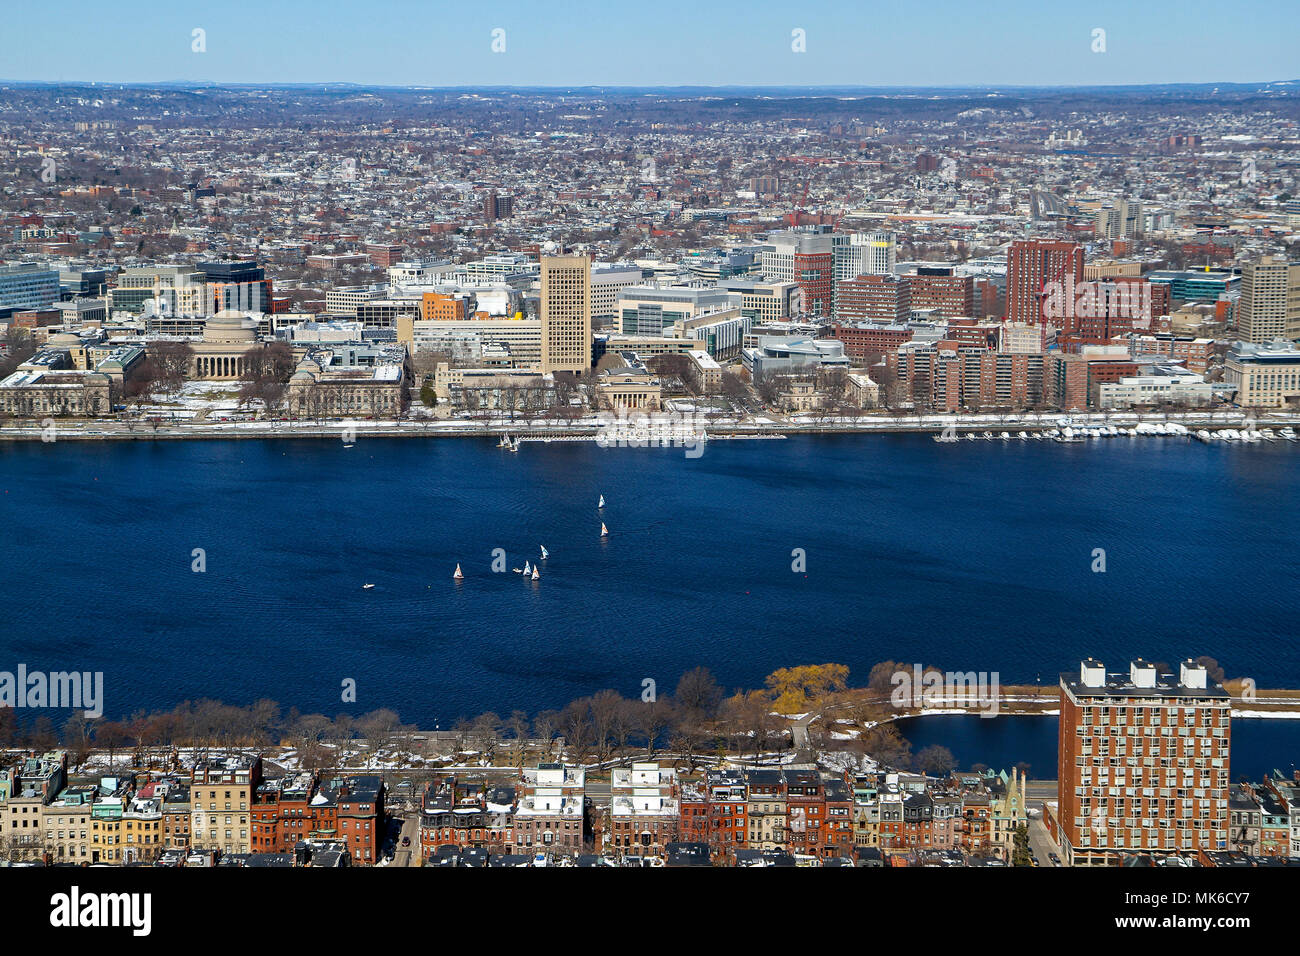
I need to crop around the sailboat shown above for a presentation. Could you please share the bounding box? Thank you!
[600,522,609,537]
[598,494,605,509]
[531,565,539,581]
[523,559,531,575]
[453,564,463,581]
[510,436,520,452]
[362,583,375,590]
[539,545,549,560]
[497,435,511,448]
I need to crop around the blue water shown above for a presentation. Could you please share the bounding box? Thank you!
[1,434,1297,725]
[896,714,1300,784]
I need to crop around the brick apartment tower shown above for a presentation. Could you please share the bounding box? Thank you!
[1057,659,1230,866]
[1006,239,1083,327]
[540,254,591,374]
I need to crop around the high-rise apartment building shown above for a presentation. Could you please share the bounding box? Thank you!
[539,255,591,374]
[1094,200,1144,239]
[1006,240,1084,326]
[483,191,514,222]
[1057,659,1230,867]
[1237,256,1300,343]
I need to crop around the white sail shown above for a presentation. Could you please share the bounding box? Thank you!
[453,564,463,580]
[600,522,608,536]
[531,566,539,580]
[523,560,531,574]
[598,495,605,508]
[540,545,549,559]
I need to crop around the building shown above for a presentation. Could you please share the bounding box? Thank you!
[746,770,787,851]
[609,762,679,860]
[483,190,514,222]
[1056,659,1230,866]
[836,274,910,323]
[0,367,112,417]
[332,775,384,864]
[420,776,516,854]
[108,265,207,317]
[907,267,976,319]
[1006,240,1083,327]
[589,264,643,324]
[189,310,261,380]
[539,255,592,374]
[0,262,61,316]
[400,315,542,368]
[190,754,263,856]
[0,752,67,861]
[513,764,585,854]
[743,336,851,378]
[286,352,407,418]
[1237,256,1300,344]
[761,230,835,317]
[717,279,801,323]
[1096,369,1215,409]
[1223,340,1300,408]
[616,286,741,336]
[1094,199,1144,238]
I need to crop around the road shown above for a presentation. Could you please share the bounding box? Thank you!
[390,811,420,867]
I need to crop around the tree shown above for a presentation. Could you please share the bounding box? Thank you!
[1012,824,1033,866]
[915,744,956,777]
[149,340,194,392]
[675,667,723,723]
[764,663,850,715]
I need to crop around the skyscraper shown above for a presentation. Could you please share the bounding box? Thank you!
[1238,255,1300,344]
[1006,239,1083,327]
[540,255,591,374]
[1056,658,1230,867]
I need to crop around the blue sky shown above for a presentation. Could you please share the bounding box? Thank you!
[2,0,1296,87]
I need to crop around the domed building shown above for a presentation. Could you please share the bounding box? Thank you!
[189,310,260,380]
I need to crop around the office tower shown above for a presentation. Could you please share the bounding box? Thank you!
[1237,256,1300,343]
[540,255,591,374]
[1057,659,1230,867]
[1006,240,1083,326]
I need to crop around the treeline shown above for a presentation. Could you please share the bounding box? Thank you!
[0,660,1086,776]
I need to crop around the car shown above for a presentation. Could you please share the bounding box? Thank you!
[401,836,410,846]
[1048,853,1061,865]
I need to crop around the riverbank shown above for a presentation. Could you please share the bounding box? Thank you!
[3,408,1298,442]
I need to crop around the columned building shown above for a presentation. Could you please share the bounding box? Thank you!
[189,310,260,380]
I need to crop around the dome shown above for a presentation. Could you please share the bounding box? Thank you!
[49,333,79,347]
[202,310,257,345]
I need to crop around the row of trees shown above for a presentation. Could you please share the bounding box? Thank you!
[0,659,1103,778]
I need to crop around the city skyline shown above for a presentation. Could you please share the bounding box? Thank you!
[2,0,1298,88]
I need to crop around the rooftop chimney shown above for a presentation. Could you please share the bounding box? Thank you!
[1080,659,1106,688]
[1130,659,1157,688]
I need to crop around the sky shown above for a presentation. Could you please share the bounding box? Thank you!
[1,0,1296,89]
